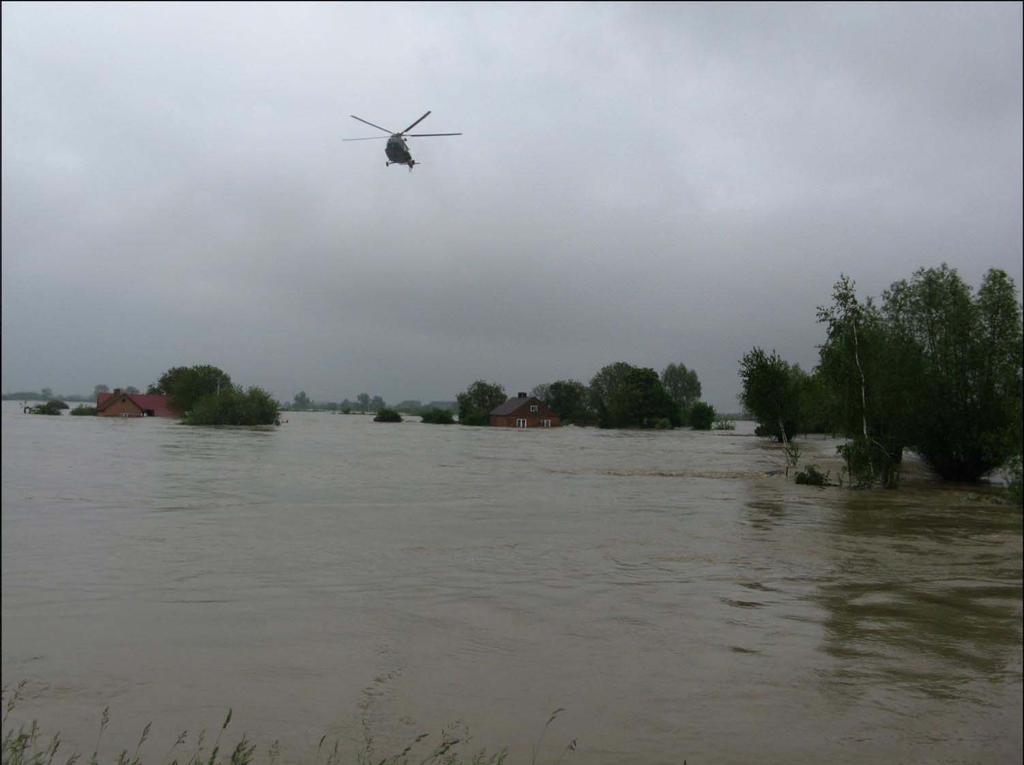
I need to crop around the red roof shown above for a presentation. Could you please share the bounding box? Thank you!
[97,392,179,417]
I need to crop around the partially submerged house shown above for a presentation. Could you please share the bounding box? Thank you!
[489,392,561,428]
[97,389,179,418]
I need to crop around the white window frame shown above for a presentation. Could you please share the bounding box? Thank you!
[530,404,538,413]
[542,419,551,428]
[516,418,527,429]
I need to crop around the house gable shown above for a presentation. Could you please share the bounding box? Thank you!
[489,394,561,428]
[97,391,179,418]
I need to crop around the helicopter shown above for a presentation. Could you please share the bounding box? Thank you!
[343,111,461,171]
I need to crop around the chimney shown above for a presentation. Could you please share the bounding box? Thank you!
[518,392,527,398]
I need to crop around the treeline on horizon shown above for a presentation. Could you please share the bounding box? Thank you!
[281,392,458,415]
[10,263,1021,495]
[453,362,718,430]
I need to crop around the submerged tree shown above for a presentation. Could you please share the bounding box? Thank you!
[184,386,279,426]
[419,408,454,424]
[29,400,68,415]
[689,401,716,430]
[816,276,919,486]
[817,266,1022,485]
[150,365,233,413]
[882,265,1022,481]
[373,408,402,423]
[536,379,594,425]
[738,348,803,444]
[456,380,507,426]
[661,363,702,425]
[590,363,678,428]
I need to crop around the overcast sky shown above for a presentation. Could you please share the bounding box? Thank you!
[3,2,1021,409]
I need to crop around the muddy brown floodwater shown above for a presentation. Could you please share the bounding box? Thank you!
[2,402,1021,764]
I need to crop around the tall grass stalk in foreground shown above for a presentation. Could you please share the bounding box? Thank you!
[2,690,574,765]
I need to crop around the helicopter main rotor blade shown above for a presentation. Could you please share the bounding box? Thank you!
[350,115,394,134]
[342,136,390,141]
[406,132,463,137]
[401,110,432,134]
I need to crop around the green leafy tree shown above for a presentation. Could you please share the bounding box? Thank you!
[184,386,280,426]
[356,393,370,412]
[817,276,915,486]
[373,408,402,422]
[592,363,678,428]
[370,395,386,412]
[882,265,1022,481]
[530,383,551,402]
[689,401,716,430]
[150,365,232,413]
[798,369,836,435]
[94,384,110,398]
[738,348,803,443]
[589,362,635,427]
[542,379,595,425]
[456,380,507,426]
[661,363,702,424]
[293,391,312,409]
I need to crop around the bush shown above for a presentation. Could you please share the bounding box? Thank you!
[183,386,280,426]
[420,407,454,424]
[70,405,97,416]
[795,464,831,486]
[712,418,736,430]
[689,401,716,430]
[29,400,68,415]
[373,408,402,422]
[1003,454,1022,506]
[837,437,899,488]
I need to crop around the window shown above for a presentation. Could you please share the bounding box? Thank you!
[516,418,527,429]
[530,405,538,413]
[542,419,551,428]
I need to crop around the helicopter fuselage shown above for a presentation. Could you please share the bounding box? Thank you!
[385,135,413,166]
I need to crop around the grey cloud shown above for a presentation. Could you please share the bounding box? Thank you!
[3,2,1021,409]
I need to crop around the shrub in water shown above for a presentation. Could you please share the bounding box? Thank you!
[795,464,830,486]
[689,401,716,430]
[184,386,280,426]
[1003,453,1022,506]
[373,408,402,422]
[420,408,454,424]
[30,400,68,415]
[71,405,97,416]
